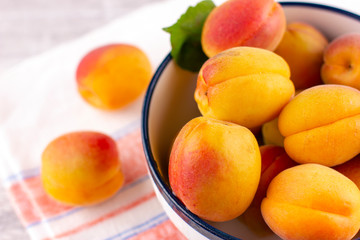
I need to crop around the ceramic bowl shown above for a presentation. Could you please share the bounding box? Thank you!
[141,2,360,239]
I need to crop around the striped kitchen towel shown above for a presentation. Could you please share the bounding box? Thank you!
[3,121,186,240]
[0,0,200,239]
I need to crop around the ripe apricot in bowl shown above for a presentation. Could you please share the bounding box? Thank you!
[261,164,360,240]
[279,84,360,167]
[201,0,286,57]
[169,117,261,222]
[274,21,328,89]
[195,46,295,129]
[322,33,360,90]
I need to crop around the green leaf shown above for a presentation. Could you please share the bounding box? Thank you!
[163,0,215,72]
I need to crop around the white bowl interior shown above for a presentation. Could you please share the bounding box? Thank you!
[148,60,200,184]
[145,2,360,240]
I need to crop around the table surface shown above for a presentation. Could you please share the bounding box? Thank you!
[0,0,167,239]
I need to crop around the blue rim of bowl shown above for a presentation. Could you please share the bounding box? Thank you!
[141,2,360,240]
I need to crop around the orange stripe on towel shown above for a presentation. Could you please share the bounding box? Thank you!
[117,129,149,185]
[9,176,73,225]
[128,219,187,240]
[46,191,156,240]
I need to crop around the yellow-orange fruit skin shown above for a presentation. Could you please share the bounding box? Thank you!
[261,164,360,240]
[322,33,360,90]
[278,84,360,166]
[169,117,261,222]
[284,114,360,166]
[195,47,295,129]
[201,0,286,57]
[76,44,152,110]
[275,22,328,89]
[41,131,124,206]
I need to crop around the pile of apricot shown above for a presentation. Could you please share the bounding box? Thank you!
[169,0,360,239]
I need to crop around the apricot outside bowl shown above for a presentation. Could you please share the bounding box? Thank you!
[141,2,360,240]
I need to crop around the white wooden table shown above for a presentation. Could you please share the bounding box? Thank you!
[0,0,166,238]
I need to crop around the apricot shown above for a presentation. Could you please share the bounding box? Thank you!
[322,33,360,90]
[194,47,295,129]
[278,84,360,166]
[41,131,124,206]
[275,22,328,89]
[261,118,284,147]
[201,0,286,58]
[169,117,261,222]
[76,44,152,110]
[261,164,360,240]
[334,154,360,189]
